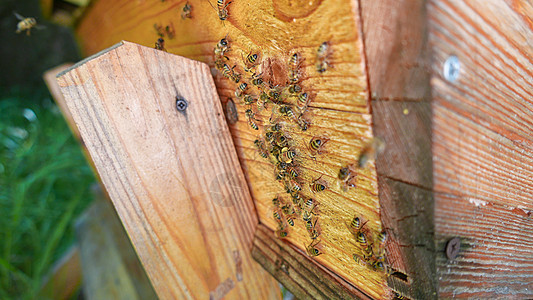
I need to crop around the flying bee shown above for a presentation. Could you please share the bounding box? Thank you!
[288,84,302,95]
[338,167,350,181]
[210,0,232,21]
[358,137,385,168]
[308,136,329,156]
[286,217,295,226]
[306,239,322,257]
[181,2,192,19]
[155,38,166,51]
[309,175,327,193]
[14,13,44,36]
[224,98,238,125]
[279,147,296,164]
[316,41,330,59]
[242,51,260,71]
[254,139,269,158]
[245,109,259,130]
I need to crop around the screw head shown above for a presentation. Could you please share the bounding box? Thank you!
[176,97,188,112]
[446,237,461,260]
[443,55,460,82]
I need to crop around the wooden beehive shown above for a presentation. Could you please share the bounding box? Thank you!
[63,0,533,299]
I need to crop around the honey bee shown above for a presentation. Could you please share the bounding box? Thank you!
[376,231,388,246]
[14,13,44,36]
[353,254,369,266]
[281,204,295,215]
[165,23,176,39]
[302,198,317,221]
[245,109,259,130]
[288,53,302,83]
[250,73,264,87]
[214,35,230,59]
[296,116,310,131]
[286,165,299,178]
[308,136,329,156]
[316,60,331,73]
[272,197,281,207]
[270,146,281,159]
[155,38,166,51]
[254,139,269,158]
[305,218,318,235]
[309,175,327,193]
[274,133,288,148]
[235,82,248,98]
[358,137,385,168]
[273,211,283,224]
[286,179,301,193]
[276,229,288,238]
[306,239,322,257]
[210,0,232,21]
[224,98,238,125]
[242,52,260,71]
[348,216,367,235]
[242,95,256,106]
[221,64,236,79]
[278,147,296,164]
[338,164,357,190]
[356,231,368,247]
[287,217,295,226]
[268,88,282,103]
[279,105,296,119]
[296,92,310,109]
[291,192,304,207]
[372,260,386,272]
[265,131,275,144]
[181,2,192,19]
[393,292,406,300]
[154,23,165,37]
[288,84,302,95]
[316,41,329,59]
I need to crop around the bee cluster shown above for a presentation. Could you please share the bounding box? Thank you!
[211,34,340,257]
[348,216,393,275]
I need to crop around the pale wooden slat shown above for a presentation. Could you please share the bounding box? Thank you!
[57,41,279,299]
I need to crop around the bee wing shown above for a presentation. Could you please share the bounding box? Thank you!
[13,12,24,20]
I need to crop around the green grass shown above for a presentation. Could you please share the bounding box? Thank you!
[0,86,95,299]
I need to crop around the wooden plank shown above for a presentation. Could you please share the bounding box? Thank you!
[38,246,82,300]
[74,0,394,298]
[252,224,372,300]
[359,0,430,101]
[428,0,533,297]
[435,192,533,299]
[75,186,158,300]
[57,41,280,299]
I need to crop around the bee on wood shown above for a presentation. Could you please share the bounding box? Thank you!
[286,216,295,226]
[288,84,302,95]
[14,13,44,36]
[348,216,367,235]
[393,292,407,300]
[286,179,301,193]
[273,211,283,226]
[245,109,259,130]
[210,0,232,21]
[242,95,256,106]
[286,165,299,178]
[224,98,238,124]
[279,105,296,119]
[302,198,318,221]
[296,92,310,109]
[274,133,288,148]
[305,218,319,238]
[242,52,260,71]
[288,53,303,84]
[376,231,388,246]
[308,136,329,156]
[250,72,264,87]
[309,175,327,193]
[154,23,165,37]
[297,116,310,131]
[306,239,322,257]
[275,229,288,238]
[358,137,385,168]
[254,139,269,158]
[353,254,369,266]
[272,197,281,207]
[278,147,296,164]
[356,231,368,247]
[265,131,275,144]
[165,23,175,39]
[338,164,357,190]
[155,38,166,51]
[268,88,282,103]
[214,35,230,60]
[181,2,192,19]
[316,41,330,59]
[316,60,331,73]
[281,203,295,215]
[221,64,236,79]
[235,82,248,98]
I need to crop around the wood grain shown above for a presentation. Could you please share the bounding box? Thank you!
[252,224,370,300]
[429,0,533,298]
[75,186,158,300]
[57,41,279,299]
[74,0,392,298]
[359,0,430,101]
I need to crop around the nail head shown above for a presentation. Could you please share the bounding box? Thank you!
[446,237,461,260]
[443,55,460,82]
[176,97,188,112]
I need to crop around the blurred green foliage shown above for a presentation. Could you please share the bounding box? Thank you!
[0,86,95,299]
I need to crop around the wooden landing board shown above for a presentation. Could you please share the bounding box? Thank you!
[74,0,395,298]
[428,0,533,298]
[57,41,280,299]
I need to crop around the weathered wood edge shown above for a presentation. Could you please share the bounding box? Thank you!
[252,224,371,300]
[359,0,437,298]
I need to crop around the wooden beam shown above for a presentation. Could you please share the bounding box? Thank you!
[57,41,280,299]
[428,0,533,298]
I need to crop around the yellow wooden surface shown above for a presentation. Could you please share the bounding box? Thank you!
[76,1,387,298]
[57,42,280,299]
